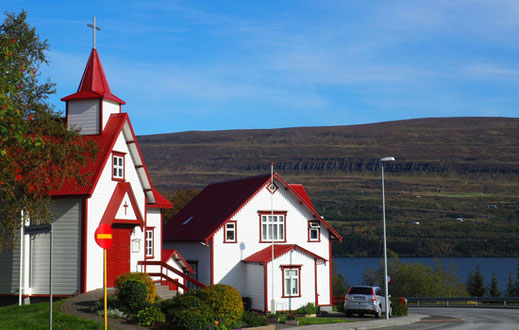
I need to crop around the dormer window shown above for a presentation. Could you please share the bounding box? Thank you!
[112,152,125,181]
[308,221,320,242]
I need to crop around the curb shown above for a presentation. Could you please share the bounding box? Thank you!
[293,314,426,330]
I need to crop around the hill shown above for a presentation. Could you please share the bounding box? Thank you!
[138,117,519,257]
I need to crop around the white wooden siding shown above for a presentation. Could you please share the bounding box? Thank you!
[244,263,264,311]
[68,99,99,135]
[146,209,161,262]
[30,199,82,295]
[101,100,120,130]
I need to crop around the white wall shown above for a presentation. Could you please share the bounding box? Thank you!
[68,99,99,135]
[101,100,120,130]
[244,263,264,311]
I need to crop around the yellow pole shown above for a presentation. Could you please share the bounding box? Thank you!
[104,248,107,330]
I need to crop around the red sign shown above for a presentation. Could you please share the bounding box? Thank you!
[95,224,113,249]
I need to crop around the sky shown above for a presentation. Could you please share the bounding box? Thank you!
[3,1,519,135]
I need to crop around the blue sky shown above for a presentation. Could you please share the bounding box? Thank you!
[4,1,519,134]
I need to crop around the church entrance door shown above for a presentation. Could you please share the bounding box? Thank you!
[107,226,132,287]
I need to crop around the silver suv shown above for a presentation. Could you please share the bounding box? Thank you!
[344,286,392,318]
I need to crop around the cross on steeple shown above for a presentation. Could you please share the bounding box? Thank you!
[87,16,102,49]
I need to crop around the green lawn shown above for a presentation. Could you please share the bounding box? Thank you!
[0,300,106,329]
[279,315,351,325]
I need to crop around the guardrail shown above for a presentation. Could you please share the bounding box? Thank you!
[407,297,519,307]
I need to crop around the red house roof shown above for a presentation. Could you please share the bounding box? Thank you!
[162,173,342,244]
[162,249,194,273]
[61,48,125,104]
[99,182,144,227]
[149,188,173,209]
[243,244,326,263]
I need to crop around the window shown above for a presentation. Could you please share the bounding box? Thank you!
[224,221,237,243]
[112,153,125,180]
[145,228,154,258]
[282,266,301,297]
[187,261,198,290]
[259,212,286,242]
[308,221,320,242]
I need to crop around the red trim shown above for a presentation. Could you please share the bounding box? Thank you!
[210,237,214,285]
[243,244,327,263]
[258,211,287,243]
[111,152,125,181]
[160,211,163,272]
[80,198,88,293]
[329,239,333,305]
[264,263,268,313]
[223,220,237,243]
[145,227,155,258]
[144,202,147,273]
[100,182,144,228]
[314,259,318,306]
[99,98,103,133]
[281,265,302,298]
[266,182,278,194]
[307,220,321,242]
[65,101,69,129]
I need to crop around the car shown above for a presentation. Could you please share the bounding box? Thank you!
[343,285,392,318]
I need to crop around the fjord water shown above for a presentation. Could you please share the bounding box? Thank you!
[335,257,518,293]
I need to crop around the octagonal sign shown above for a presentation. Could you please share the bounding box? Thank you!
[95,223,113,249]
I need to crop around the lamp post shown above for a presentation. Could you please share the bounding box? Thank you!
[380,156,395,320]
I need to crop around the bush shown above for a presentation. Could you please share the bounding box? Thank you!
[118,279,148,314]
[240,310,269,328]
[390,296,408,316]
[133,306,166,327]
[164,291,213,330]
[114,272,157,304]
[202,284,244,327]
[295,303,317,315]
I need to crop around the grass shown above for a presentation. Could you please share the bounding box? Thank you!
[278,315,351,325]
[0,300,106,329]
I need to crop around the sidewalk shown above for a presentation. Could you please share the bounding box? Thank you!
[59,288,146,330]
[276,314,425,330]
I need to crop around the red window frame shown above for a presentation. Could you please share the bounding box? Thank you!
[224,221,237,243]
[258,211,287,243]
[112,151,126,181]
[145,227,154,258]
[307,220,321,242]
[281,265,302,298]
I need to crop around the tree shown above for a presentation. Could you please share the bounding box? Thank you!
[487,271,501,297]
[332,262,350,298]
[0,11,96,250]
[160,188,199,224]
[466,264,486,297]
[506,272,516,297]
[514,259,519,296]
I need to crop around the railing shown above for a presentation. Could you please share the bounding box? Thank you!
[407,297,519,307]
[137,260,206,291]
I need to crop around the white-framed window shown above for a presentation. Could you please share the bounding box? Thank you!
[224,221,237,243]
[282,266,301,297]
[260,213,285,242]
[145,228,154,258]
[112,153,124,180]
[308,221,320,242]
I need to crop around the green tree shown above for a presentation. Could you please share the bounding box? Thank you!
[0,11,96,249]
[487,272,501,297]
[506,272,516,297]
[332,264,350,297]
[160,188,199,224]
[466,264,485,297]
[514,259,519,296]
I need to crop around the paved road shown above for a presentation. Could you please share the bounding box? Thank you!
[384,307,519,330]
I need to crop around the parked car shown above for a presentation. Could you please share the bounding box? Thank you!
[344,286,392,318]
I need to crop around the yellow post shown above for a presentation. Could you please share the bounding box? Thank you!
[104,248,107,330]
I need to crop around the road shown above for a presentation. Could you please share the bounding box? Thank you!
[384,307,519,330]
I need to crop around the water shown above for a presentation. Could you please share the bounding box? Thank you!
[334,257,518,293]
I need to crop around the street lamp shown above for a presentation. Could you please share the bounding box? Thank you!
[380,156,395,320]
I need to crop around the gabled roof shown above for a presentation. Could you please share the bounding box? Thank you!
[289,184,316,212]
[243,244,326,263]
[100,182,143,227]
[50,113,165,207]
[162,249,194,273]
[61,48,125,104]
[149,188,173,209]
[162,173,342,243]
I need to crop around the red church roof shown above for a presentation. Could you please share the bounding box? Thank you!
[162,173,342,244]
[243,244,326,263]
[61,48,125,104]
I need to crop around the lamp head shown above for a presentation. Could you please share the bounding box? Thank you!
[380,157,395,162]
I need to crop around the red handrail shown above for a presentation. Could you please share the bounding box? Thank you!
[138,260,206,289]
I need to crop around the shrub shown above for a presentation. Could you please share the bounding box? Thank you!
[202,284,244,327]
[295,303,317,315]
[390,296,408,316]
[240,310,269,328]
[163,291,213,330]
[118,279,148,314]
[115,272,157,304]
[90,294,120,313]
[133,306,166,327]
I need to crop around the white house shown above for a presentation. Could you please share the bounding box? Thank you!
[0,47,187,301]
[163,173,342,312]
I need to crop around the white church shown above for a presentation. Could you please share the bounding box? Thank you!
[0,44,195,301]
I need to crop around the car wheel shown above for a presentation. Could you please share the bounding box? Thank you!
[375,306,381,319]
[359,312,364,317]
[345,311,352,317]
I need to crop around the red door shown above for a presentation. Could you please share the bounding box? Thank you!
[107,227,132,287]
